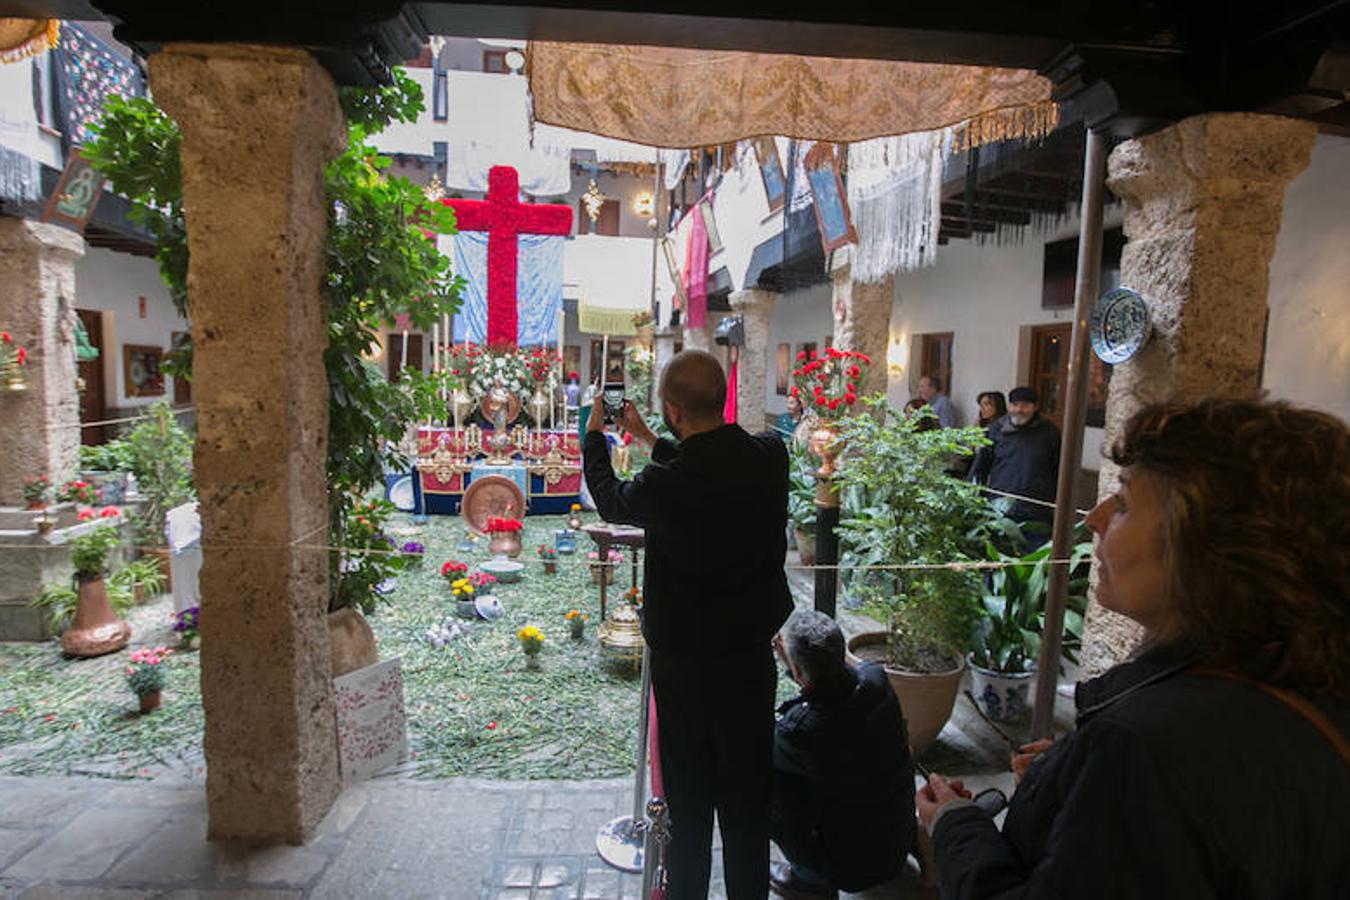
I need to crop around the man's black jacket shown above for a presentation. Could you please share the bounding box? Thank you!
[968,415,1060,522]
[583,425,793,658]
[773,662,915,891]
[933,640,1350,899]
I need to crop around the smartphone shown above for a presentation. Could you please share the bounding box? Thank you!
[602,383,626,423]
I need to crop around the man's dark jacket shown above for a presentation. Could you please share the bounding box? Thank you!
[583,425,793,657]
[773,662,915,892]
[968,415,1060,522]
[933,640,1350,899]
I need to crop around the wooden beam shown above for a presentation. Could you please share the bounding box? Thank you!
[941,202,1032,225]
[941,216,996,233]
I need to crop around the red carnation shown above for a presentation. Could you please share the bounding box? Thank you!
[860,354,871,364]
[808,350,817,360]
[828,399,841,410]
[815,396,828,406]
[15,347,26,365]
[788,386,799,398]
[845,393,857,405]
[847,365,860,378]
[0,333,9,343]
[98,506,120,518]
[795,350,806,361]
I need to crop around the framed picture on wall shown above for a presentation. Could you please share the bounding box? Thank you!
[753,137,787,212]
[699,200,723,255]
[802,142,857,256]
[123,344,165,397]
[775,343,791,395]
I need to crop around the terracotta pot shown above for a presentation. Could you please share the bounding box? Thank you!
[794,529,817,567]
[25,500,45,511]
[968,656,1035,723]
[590,564,614,586]
[328,607,379,678]
[542,561,558,575]
[61,575,131,658]
[846,630,965,756]
[139,690,162,713]
[489,532,522,558]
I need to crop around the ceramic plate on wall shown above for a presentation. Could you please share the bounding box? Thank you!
[1090,287,1152,364]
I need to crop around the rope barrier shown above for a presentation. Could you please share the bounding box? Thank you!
[40,406,198,433]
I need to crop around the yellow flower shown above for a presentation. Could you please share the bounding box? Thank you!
[462,584,474,594]
[518,625,543,642]
[570,503,581,512]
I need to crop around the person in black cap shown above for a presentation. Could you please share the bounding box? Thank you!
[968,386,1060,530]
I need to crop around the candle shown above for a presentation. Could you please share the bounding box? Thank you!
[600,333,609,389]
[401,330,409,375]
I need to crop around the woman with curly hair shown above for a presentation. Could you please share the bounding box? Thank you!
[918,398,1350,899]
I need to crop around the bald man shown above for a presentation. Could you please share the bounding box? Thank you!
[585,350,793,900]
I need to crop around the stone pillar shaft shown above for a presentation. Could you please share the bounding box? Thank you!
[1081,112,1316,674]
[150,42,346,844]
[0,219,83,506]
[830,251,892,401]
[729,288,779,432]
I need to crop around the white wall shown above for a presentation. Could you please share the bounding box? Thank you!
[764,281,833,416]
[1264,134,1350,424]
[74,247,187,408]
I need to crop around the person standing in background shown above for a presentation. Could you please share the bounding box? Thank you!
[917,374,955,428]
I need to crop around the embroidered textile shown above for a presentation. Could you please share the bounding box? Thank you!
[51,22,143,150]
[528,41,1057,148]
[451,231,565,348]
[846,130,951,283]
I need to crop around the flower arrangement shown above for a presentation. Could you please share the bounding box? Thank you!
[517,625,544,656]
[624,586,643,607]
[587,549,624,565]
[449,577,476,601]
[172,606,199,646]
[401,541,426,564]
[70,522,122,579]
[537,544,557,560]
[126,645,172,698]
[484,517,523,534]
[467,571,496,590]
[0,331,28,383]
[565,609,588,639]
[587,548,623,585]
[790,347,872,419]
[566,370,579,382]
[524,346,562,383]
[440,560,469,582]
[58,479,100,506]
[22,474,51,507]
[469,348,533,401]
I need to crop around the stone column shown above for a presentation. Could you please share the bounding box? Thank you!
[652,324,678,399]
[682,317,712,352]
[0,219,83,506]
[150,43,346,844]
[829,248,892,401]
[729,288,778,431]
[1081,112,1316,675]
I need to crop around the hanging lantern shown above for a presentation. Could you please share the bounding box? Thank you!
[581,179,606,223]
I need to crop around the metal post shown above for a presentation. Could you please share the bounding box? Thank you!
[596,642,653,872]
[813,476,840,619]
[1030,128,1108,739]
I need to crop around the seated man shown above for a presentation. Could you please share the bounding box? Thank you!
[771,611,915,899]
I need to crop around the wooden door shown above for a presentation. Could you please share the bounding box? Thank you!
[1028,323,1072,429]
[579,198,620,236]
[920,332,954,395]
[76,309,107,445]
[387,333,424,379]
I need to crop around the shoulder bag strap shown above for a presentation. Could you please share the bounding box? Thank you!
[1189,665,1350,769]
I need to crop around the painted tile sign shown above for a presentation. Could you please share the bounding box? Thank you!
[334,657,408,783]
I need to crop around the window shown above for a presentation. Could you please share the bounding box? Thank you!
[482,50,509,74]
[432,58,448,122]
[578,198,620,236]
[919,332,954,396]
[1028,324,1071,429]
[1042,228,1125,309]
[387,334,424,380]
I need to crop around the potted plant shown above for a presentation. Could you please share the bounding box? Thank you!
[401,540,426,567]
[835,397,992,754]
[565,609,588,640]
[538,544,559,574]
[567,502,583,531]
[171,605,200,649]
[61,518,132,658]
[788,447,818,567]
[79,440,136,504]
[587,548,622,586]
[440,560,469,584]
[484,516,524,558]
[22,474,51,510]
[123,401,194,586]
[449,576,478,619]
[792,347,871,482]
[517,624,544,668]
[328,498,408,677]
[126,645,173,713]
[968,532,1093,722]
[109,555,168,604]
[58,478,100,507]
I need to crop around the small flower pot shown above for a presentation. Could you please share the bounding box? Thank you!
[138,690,162,714]
[590,564,614,586]
[524,652,541,670]
[36,518,55,536]
[456,599,478,619]
[179,634,200,651]
[568,622,586,641]
[968,656,1035,723]
[489,533,522,558]
[542,561,558,575]
[25,500,46,511]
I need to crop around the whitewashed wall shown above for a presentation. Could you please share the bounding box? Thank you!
[764,281,833,416]
[73,247,186,408]
[1264,134,1350,424]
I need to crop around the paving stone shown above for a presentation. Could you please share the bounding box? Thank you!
[0,833,42,873]
[162,891,302,900]
[214,843,330,888]
[102,813,218,885]
[95,785,204,809]
[4,807,157,881]
[16,886,154,900]
[0,782,103,830]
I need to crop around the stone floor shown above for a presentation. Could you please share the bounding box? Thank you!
[0,556,1070,898]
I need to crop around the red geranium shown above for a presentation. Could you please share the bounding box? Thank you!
[789,346,872,421]
[795,350,806,361]
[76,508,95,522]
[98,505,121,518]
[440,560,469,580]
[484,517,523,534]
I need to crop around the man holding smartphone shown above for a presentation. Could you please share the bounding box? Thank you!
[584,350,793,900]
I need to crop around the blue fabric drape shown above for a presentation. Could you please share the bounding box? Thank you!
[451,232,564,347]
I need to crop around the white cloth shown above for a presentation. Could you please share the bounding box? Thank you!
[846,129,950,282]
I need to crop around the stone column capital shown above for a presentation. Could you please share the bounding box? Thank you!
[728,287,779,314]
[0,218,86,261]
[1107,113,1316,209]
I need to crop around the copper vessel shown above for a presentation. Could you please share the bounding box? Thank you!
[61,575,131,658]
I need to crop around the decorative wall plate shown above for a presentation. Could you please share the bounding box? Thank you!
[1090,287,1151,364]
[479,391,521,426]
[460,475,526,533]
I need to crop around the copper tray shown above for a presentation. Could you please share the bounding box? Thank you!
[460,474,526,533]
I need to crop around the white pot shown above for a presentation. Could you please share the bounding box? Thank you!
[968,656,1035,723]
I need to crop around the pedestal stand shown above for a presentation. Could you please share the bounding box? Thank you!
[595,642,653,873]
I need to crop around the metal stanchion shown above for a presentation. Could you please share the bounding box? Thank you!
[596,642,653,873]
[642,796,671,898]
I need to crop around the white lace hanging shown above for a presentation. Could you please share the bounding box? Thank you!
[846,128,950,283]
